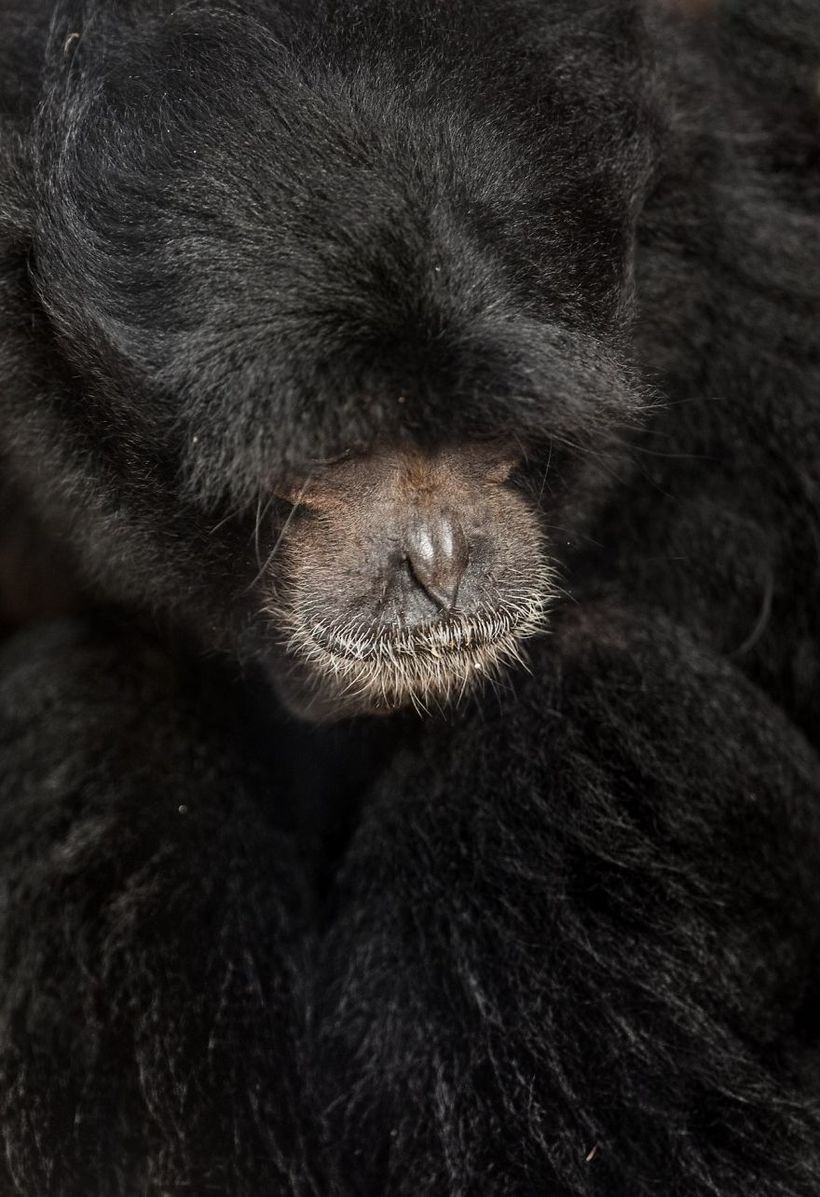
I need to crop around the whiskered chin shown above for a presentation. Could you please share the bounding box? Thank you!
[268,583,552,721]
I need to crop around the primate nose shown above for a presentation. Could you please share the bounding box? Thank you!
[404,513,469,612]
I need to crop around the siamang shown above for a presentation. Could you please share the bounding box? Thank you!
[0,0,819,1194]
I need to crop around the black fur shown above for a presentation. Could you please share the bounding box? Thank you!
[1,1,820,1194]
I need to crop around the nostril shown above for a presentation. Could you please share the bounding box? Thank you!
[404,513,470,612]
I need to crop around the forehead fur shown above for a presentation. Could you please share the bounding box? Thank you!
[30,0,658,504]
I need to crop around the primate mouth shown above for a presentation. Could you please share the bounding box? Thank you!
[275,595,550,719]
[308,608,534,663]
[260,445,555,719]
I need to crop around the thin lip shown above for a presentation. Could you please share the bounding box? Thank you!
[303,609,527,664]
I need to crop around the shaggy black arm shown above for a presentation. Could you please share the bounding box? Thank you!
[0,620,323,1197]
[314,605,820,1197]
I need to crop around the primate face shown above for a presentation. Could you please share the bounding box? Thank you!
[265,444,552,719]
[20,3,655,720]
